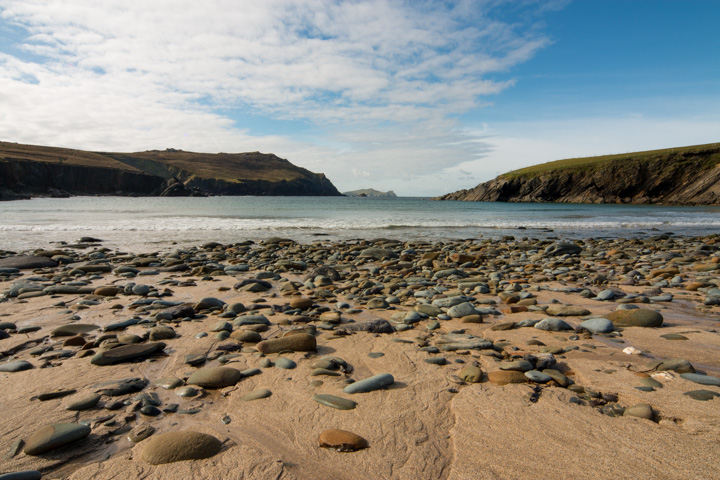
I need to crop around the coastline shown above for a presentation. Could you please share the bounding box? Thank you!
[1,235,720,479]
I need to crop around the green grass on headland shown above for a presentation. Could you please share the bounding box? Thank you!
[502,142,720,178]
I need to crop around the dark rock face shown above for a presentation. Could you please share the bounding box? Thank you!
[436,146,720,205]
[0,141,342,200]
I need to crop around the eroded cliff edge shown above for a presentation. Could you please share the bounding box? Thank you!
[0,141,341,200]
[436,144,720,205]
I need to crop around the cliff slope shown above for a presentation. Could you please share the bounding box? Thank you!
[0,141,341,200]
[437,143,720,205]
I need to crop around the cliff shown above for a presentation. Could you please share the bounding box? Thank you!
[436,143,720,205]
[0,141,341,200]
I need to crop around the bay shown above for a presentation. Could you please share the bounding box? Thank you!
[1,196,718,252]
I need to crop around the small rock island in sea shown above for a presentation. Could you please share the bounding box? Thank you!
[1,234,719,478]
[343,188,397,197]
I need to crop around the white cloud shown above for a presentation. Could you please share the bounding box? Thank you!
[0,0,555,194]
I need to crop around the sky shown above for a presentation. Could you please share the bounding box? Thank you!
[0,0,718,196]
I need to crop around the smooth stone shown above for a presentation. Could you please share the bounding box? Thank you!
[310,368,341,376]
[176,386,202,398]
[499,359,533,372]
[0,471,42,480]
[241,388,272,401]
[458,365,482,383]
[51,324,98,337]
[534,318,574,331]
[424,357,448,365]
[318,429,369,452]
[140,406,162,416]
[524,370,552,383]
[578,318,614,334]
[148,326,176,341]
[128,425,155,443]
[313,394,358,410]
[435,333,493,351]
[655,358,694,373]
[660,333,688,340]
[0,360,33,372]
[24,423,91,455]
[487,370,527,386]
[447,302,479,318]
[230,330,262,342]
[94,286,120,297]
[0,255,57,269]
[153,377,185,390]
[95,377,148,396]
[343,373,394,394]
[635,386,655,392]
[187,367,243,388]
[542,368,570,387]
[90,342,166,366]
[683,390,720,401]
[640,377,663,389]
[142,431,222,465]
[680,373,720,387]
[194,297,226,310]
[37,389,76,401]
[623,403,655,421]
[273,357,297,369]
[606,309,663,328]
[132,284,151,296]
[256,334,316,354]
[545,305,591,317]
[368,352,385,358]
[65,392,101,411]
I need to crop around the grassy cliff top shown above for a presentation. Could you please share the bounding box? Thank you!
[502,142,720,179]
[0,141,312,183]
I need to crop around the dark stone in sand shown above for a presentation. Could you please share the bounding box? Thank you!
[23,423,91,455]
[256,333,316,354]
[0,471,43,480]
[187,367,243,388]
[95,377,148,396]
[0,360,33,372]
[343,373,394,394]
[51,324,99,337]
[0,256,57,269]
[339,319,394,334]
[684,390,720,401]
[90,342,166,366]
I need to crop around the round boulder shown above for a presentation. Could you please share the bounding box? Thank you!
[142,431,222,465]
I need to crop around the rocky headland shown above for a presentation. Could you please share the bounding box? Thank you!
[343,189,397,198]
[1,234,720,479]
[437,143,720,205]
[0,142,341,200]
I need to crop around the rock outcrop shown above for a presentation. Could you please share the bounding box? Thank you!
[343,188,397,197]
[437,144,720,205]
[0,142,341,200]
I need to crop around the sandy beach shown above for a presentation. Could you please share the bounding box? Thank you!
[1,235,719,479]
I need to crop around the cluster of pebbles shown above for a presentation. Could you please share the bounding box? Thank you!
[1,234,719,478]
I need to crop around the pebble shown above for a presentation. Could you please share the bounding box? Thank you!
[24,423,91,455]
[318,429,369,452]
[142,431,222,465]
[679,373,720,387]
[256,333,317,354]
[605,309,663,328]
[241,388,272,401]
[534,318,574,331]
[313,394,358,410]
[623,403,655,421]
[65,392,101,411]
[578,318,614,334]
[187,367,243,388]
[0,360,33,372]
[343,373,395,394]
[90,342,166,366]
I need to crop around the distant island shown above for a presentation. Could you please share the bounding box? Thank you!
[343,188,397,198]
[0,141,341,200]
[437,143,720,205]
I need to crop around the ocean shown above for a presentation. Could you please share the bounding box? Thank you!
[1,196,719,252]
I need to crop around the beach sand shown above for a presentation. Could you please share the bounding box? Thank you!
[1,236,719,479]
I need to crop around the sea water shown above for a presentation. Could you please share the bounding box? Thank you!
[1,196,719,252]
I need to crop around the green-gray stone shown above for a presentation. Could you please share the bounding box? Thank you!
[313,393,358,410]
[24,423,91,455]
[683,390,720,401]
[241,388,272,401]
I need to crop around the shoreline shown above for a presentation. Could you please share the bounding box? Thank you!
[1,236,719,479]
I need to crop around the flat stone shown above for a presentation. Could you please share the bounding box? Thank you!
[0,360,33,372]
[447,302,479,318]
[499,359,533,372]
[0,256,58,269]
[241,388,272,401]
[148,326,176,341]
[578,318,614,334]
[273,357,297,369]
[534,318,574,331]
[51,324,99,337]
[542,368,570,387]
[0,471,43,480]
[623,403,655,421]
[142,431,222,465]
[525,370,552,383]
[487,370,527,386]
[187,367,243,388]
[656,358,695,374]
[683,390,720,401]
[318,429,369,452]
[546,305,591,317]
[65,392,101,411]
[339,319,394,334]
[606,309,663,328]
[435,333,493,351]
[90,342,166,366]
[154,377,184,389]
[24,423,91,455]
[313,394,358,410]
[343,373,394,394]
[256,333,316,354]
[680,373,720,387]
[660,333,688,340]
[94,286,120,297]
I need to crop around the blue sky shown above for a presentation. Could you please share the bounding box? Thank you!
[0,0,718,196]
